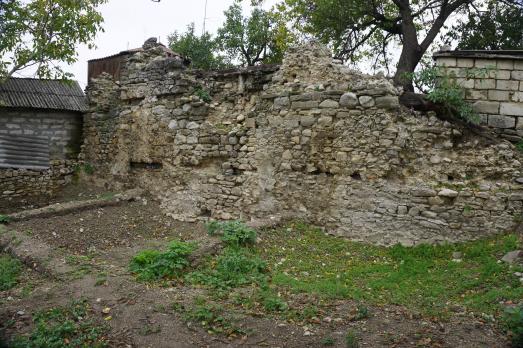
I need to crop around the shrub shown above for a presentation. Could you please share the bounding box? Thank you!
[206,220,257,248]
[129,240,196,281]
[193,85,212,103]
[504,306,523,347]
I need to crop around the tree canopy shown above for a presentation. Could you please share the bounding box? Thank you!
[216,1,294,66]
[168,23,230,71]
[0,0,106,80]
[278,0,523,90]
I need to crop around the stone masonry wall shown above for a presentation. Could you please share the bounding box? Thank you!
[0,109,82,204]
[434,51,523,142]
[83,41,523,245]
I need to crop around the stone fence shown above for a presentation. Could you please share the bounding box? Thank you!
[82,40,523,245]
[434,50,523,142]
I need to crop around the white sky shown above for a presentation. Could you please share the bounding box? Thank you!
[61,0,278,88]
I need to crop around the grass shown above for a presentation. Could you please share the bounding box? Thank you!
[261,222,523,319]
[0,254,22,291]
[8,300,108,347]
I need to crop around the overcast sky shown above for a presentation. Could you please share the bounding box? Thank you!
[62,0,277,88]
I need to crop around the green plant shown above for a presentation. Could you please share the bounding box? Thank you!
[0,254,22,291]
[9,300,108,347]
[354,305,369,320]
[193,85,212,103]
[504,306,523,347]
[183,301,245,336]
[407,67,479,124]
[345,330,359,348]
[322,337,335,346]
[516,141,523,153]
[129,240,196,281]
[260,288,288,312]
[206,221,257,248]
[0,215,10,224]
[187,247,267,289]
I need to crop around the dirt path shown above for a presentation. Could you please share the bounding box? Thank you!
[0,198,510,347]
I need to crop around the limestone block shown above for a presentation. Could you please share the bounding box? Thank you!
[438,188,459,198]
[488,90,510,101]
[318,115,333,126]
[437,57,456,67]
[497,60,514,70]
[512,71,523,80]
[455,78,474,89]
[359,96,375,108]
[339,92,358,108]
[291,101,319,109]
[493,70,511,80]
[466,90,488,100]
[512,92,523,103]
[472,101,499,114]
[497,80,519,91]
[457,58,474,68]
[475,79,496,90]
[488,114,516,128]
[475,59,496,68]
[515,61,523,70]
[274,96,290,109]
[300,116,316,127]
[500,103,523,116]
[319,99,339,108]
[375,96,399,110]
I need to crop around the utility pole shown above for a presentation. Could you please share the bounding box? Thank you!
[202,0,208,35]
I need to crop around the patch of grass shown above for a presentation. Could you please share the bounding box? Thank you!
[206,220,257,248]
[0,254,22,291]
[504,305,523,347]
[129,240,196,281]
[261,222,523,318]
[0,214,10,224]
[345,330,359,348]
[9,300,108,347]
[65,255,94,279]
[187,247,267,289]
[259,287,288,312]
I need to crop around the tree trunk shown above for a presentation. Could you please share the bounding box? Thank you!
[393,43,424,92]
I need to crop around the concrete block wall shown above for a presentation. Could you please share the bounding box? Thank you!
[434,51,523,142]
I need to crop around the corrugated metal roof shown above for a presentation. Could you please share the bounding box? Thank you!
[0,78,87,112]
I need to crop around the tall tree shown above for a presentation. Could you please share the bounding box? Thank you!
[0,0,106,80]
[217,1,294,66]
[453,1,523,50]
[280,0,522,90]
[168,23,230,70]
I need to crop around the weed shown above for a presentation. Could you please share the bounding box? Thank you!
[139,324,161,336]
[187,247,267,289]
[259,288,288,312]
[206,220,257,248]
[0,254,22,291]
[354,305,369,320]
[321,336,335,346]
[345,330,359,348]
[183,300,245,336]
[517,141,523,153]
[9,300,108,347]
[94,272,107,286]
[193,85,212,103]
[129,240,196,281]
[65,255,93,279]
[0,214,10,224]
[504,306,523,347]
[73,163,95,176]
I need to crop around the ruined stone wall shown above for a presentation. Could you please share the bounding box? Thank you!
[434,51,523,142]
[0,109,81,203]
[83,42,523,245]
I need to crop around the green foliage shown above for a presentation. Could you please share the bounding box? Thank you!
[187,247,267,289]
[182,299,245,335]
[0,0,106,80]
[259,287,288,312]
[0,254,21,291]
[216,0,293,66]
[262,223,523,318]
[9,300,108,347]
[504,306,523,347]
[129,240,196,281]
[453,1,523,50]
[193,85,212,103]
[206,220,257,248]
[0,214,10,224]
[407,66,480,124]
[73,163,95,176]
[516,141,523,153]
[345,330,359,348]
[168,23,230,70]
[321,336,335,346]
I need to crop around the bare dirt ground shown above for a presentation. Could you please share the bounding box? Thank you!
[0,186,511,347]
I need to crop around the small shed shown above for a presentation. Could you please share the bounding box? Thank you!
[0,78,87,170]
